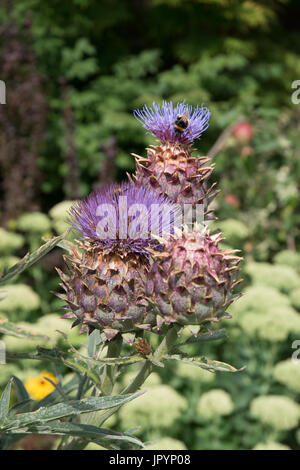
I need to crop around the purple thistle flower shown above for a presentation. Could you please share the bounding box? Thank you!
[133,100,211,144]
[68,181,181,256]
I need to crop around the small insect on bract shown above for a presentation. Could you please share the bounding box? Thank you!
[174,113,190,134]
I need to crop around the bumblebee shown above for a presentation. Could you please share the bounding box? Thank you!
[174,113,189,134]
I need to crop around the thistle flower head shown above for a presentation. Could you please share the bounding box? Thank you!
[69,181,180,256]
[133,100,210,145]
[145,226,242,327]
[57,182,181,338]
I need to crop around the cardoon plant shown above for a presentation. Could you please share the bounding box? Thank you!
[0,100,243,451]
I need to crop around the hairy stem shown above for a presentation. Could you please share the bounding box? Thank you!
[96,325,181,427]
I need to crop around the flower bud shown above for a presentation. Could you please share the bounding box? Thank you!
[146,226,242,327]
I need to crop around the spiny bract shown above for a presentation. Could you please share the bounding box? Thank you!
[56,181,180,341]
[145,226,242,327]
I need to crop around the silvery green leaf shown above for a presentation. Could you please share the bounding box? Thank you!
[59,331,143,367]
[0,379,12,422]
[32,388,62,411]
[8,399,32,417]
[8,420,144,449]
[2,391,144,431]
[12,376,30,407]
[61,358,101,385]
[165,354,245,373]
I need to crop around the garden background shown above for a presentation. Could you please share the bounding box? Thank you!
[1,0,300,450]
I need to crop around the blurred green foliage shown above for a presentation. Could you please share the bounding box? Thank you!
[1,0,300,451]
[0,0,299,255]
[0,0,299,259]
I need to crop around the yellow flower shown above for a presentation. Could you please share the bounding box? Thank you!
[25,371,58,401]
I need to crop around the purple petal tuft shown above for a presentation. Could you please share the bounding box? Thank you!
[68,182,181,256]
[133,100,211,144]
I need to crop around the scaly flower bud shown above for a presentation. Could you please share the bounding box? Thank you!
[145,226,242,327]
[133,101,217,218]
[56,182,180,340]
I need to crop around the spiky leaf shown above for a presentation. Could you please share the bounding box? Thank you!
[1,392,144,431]
[166,354,244,373]
[0,232,67,285]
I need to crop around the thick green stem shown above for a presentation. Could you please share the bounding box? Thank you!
[153,324,181,361]
[122,360,153,395]
[96,325,181,427]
